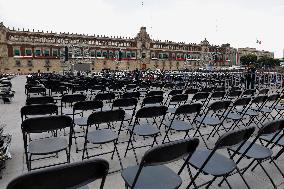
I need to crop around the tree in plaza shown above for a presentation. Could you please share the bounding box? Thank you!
[257,56,280,68]
[240,54,258,66]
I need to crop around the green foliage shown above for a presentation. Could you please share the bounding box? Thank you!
[240,54,280,68]
[257,56,280,68]
[240,54,257,65]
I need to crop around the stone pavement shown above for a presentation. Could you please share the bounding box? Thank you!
[0,76,284,189]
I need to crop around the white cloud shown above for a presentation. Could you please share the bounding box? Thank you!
[0,0,283,57]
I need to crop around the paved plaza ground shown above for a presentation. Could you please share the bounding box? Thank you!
[1,76,284,189]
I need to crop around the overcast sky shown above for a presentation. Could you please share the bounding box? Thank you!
[0,0,283,57]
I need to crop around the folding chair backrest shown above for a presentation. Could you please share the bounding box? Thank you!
[146,90,163,97]
[168,89,183,96]
[73,100,103,112]
[211,91,226,99]
[21,104,58,119]
[27,87,46,94]
[243,89,255,96]
[170,94,188,103]
[251,95,267,104]
[122,91,140,99]
[7,159,109,189]
[208,100,231,111]
[258,89,269,95]
[112,98,138,108]
[227,90,242,98]
[142,95,163,105]
[258,119,284,136]
[61,94,86,104]
[141,138,199,166]
[87,109,125,125]
[184,88,198,95]
[136,106,168,118]
[175,103,202,115]
[95,92,115,101]
[233,97,251,107]
[215,127,255,149]
[192,92,209,101]
[22,115,72,133]
[267,94,280,102]
[26,96,55,105]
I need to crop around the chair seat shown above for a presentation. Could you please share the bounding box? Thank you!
[130,124,160,136]
[260,133,284,146]
[121,165,182,189]
[229,141,273,159]
[124,113,133,121]
[260,107,272,113]
[226,113,242,120]
[167,108,176,114]
[274,105,284,110]
[196,116,222,126]
[186,149,236,176]
[165,120,193,131]
[62,109,82,116]
[74,117,88,126]
[87,129,118,144]
[29,137,68,155]
[244,109,259,116]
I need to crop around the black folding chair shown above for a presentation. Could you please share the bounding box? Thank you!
[26,96,55,105]
[122,91,141,99]
[7,158,109,189]
[60,94,86,115]
[124,106,168,164]
[112,98,138,125]
[167,94,188,114]
[194,100,231,148]
[146,90,163,97]
[226,97,251,131]
[21,104,58,122]
[72,100,103,152]
[21,115,73,171]
[141,95,163,107]
[243,95,268,128]
[227,120,284,188]
[82,109,125,172]
[186,127,255,189]
[163,103,202,143]
[121,138,199,189]
[257,94,280,123]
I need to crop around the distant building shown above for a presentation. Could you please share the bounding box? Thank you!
[0,21,239,73]
[237,47,274,64]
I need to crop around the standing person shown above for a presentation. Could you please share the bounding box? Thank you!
[250,66,256,90]
[245,67,251,89]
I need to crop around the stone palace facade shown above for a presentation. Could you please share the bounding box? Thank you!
[0,22,240,73]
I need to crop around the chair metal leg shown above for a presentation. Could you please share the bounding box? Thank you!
[257,160,277,188]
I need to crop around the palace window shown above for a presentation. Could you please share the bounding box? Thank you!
[52,49,58,57]
[90,51,96,57]
[126,52,131,58]
[35,49,41,56]
[163,53,169,59]
[109,51,114,58]
[131,52,136,58]
[13,48,21,56]
[25,49,32,56]
[159,53,163,59]
[102,51,108,58]
[96,51,102,57]
[27,60,33,67]
[44,49,50,56]
[142,53,146,58]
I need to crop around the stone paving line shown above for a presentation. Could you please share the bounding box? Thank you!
[0,75,284,189]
